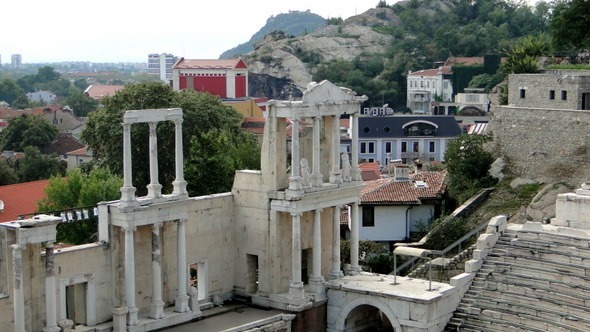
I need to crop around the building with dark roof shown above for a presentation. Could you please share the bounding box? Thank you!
[355,115,462,166]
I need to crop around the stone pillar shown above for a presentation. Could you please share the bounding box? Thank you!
[329,206,344,279]
[43,242,60,332]
[175,219,190,313]
[111,307,128,332]
[349,202,361,273]
[120,123,136,205]
[123,227,139,326]
[147,122,162,199]
[149,222,165,319]
[172,118,188,197]
[311,116,323,187]
[289,212,304,298]
[309,209,325,294]
[288,117,302,191]
[330,115,341,183]
[351,114,361,181]
[12,244,25,332]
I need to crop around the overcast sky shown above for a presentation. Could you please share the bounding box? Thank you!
[2,0,384,64]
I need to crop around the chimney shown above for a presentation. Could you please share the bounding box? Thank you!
[394,164,410,182]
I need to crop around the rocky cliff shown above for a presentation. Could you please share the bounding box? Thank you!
[245,8,398,99]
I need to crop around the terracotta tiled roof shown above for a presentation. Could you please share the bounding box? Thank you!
[66,147,90,156]
[408,67,452,76]
[173,58,247,70]
[84,85,125,100]
[359,162,381,181]
[361,171,446,205]
[0,180,50,222]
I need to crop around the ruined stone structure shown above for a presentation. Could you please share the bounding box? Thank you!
[12,78,590,332]
[491,71,590,185]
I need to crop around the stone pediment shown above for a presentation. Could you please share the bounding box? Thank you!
[302,80,361,104]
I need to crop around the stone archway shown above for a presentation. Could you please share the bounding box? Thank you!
[332,297,402,332]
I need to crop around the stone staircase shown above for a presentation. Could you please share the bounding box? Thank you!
[445,227,590,331]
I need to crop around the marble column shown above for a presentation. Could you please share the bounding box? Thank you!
[351,114,361,181]
[147,122,162,199]
[120,123,136,205]
[329,115,341,183]
[289,212,304,298]
[12,244,25,332]
[349,202,361,273]
[288,117,302,191]
[309,209,325,293]
[172,118,188,197]
[124,227,139,326]
[175,219,190,313]
[329,206,344,279]
[43,242,60,332]
[311,116,323,187]
[150,222,165,319]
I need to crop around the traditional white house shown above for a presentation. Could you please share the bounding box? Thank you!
[358,167,446,244]
[407,67,453,113]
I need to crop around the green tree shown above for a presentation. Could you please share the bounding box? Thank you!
[444,134,495,203]
[81,82,260,197]
[37,168,122,244]
[65,90,99,117]
[0,78,26,104]
[501,34,551,74]
[0,159,18,185]
[0,114,58,151]
[550,0,590,57]
[16,146,65,182]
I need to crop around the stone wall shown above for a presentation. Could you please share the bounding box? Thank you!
[508,72,590,110]
[491,106,590,185]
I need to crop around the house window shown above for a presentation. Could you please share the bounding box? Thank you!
[401,142,407,153]
[413,142,419,153]
[549,90,555,100]
[561,90,567,100]
[360,142,375,154]
[385,141,392,154]
[362,206,375,227]
[519,89,526,99]
[429,141,435,153]
[444,81,448,89]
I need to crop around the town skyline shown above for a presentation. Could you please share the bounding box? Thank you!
[1,0,380,64]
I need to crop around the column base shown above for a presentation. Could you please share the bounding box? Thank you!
[327,270,344,280]
[174,295,190,313]
[345,265,362,276]
[147,184,163,199]
[288,281,304,299]
[172,180,188,197]
[329,171,342,184]
[149,300,166,319]
[308,277,326,295]
[311,173,323,187]
[43,326,61,332]
[127,306,139,326]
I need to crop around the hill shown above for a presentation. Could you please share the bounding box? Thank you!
[219,10,326,59]
[243,0,550,104]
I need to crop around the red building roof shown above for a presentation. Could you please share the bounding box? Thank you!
[0,180,50,222]
[361,171,446,205]
[408,67,452,77]
[84,85,125,100]
[173,58,247,70]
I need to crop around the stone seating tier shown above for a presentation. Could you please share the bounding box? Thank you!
[445,228,590,331]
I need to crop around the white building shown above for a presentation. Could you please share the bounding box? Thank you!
[407,67,453,114]
[148,53,177,84]
[11,54,22,69]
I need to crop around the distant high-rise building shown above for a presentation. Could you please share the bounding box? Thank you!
[148,53,177,84]
[11,54,22,69]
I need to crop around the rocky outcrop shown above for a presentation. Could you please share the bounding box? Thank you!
[245,10,396,99]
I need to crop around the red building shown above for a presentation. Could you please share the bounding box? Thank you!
[172,58,248,98]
